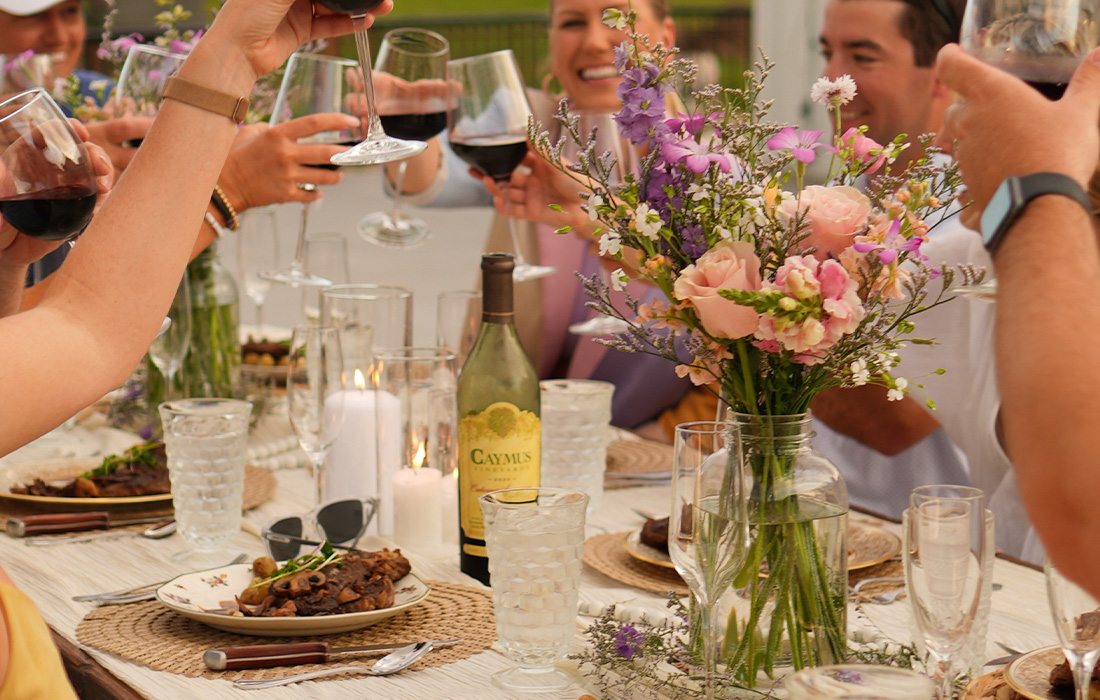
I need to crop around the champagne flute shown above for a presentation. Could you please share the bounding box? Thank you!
[287,325,345,504]
[301,232,350,323]
[447,50,555,282]
[360,28,450,249]
[903,485,988,699]
[668,421,749,700]
[236,207,280,337]
[260,52,361,287]
[566,111,637,336]
[1045,559,1100,700]
[149,275,192,401]
[0,89,98,242]
[317,0,427,166]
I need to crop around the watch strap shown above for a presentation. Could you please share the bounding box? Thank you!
[985,172,1092,253]
[162,76,249,125]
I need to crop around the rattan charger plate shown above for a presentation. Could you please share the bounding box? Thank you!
[76,581,495,681]
[584,531,689,596]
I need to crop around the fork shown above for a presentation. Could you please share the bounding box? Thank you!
[72,553,249,603]
[851,576,906,605]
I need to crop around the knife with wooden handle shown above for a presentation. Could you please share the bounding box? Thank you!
[203,639,459,670]
[5,512,170,537]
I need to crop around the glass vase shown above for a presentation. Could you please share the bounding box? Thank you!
[721,412,849,685]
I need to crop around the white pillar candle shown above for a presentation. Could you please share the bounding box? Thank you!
[392,467,443,552]
[441,471,458,544]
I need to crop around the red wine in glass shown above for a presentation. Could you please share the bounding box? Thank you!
[379,112,446,142]
[0,184,96,241]
[450,136,528,182]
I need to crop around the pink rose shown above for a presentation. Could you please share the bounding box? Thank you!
[673,241,762,339]
[779,185,871,260]
[837,127,886,175]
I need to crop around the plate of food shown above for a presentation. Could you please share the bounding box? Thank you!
[155,546,430,636]
[1003,645,1081,700]
[240,334,291,381]
[0,441,173,508]
[626,516,901,572]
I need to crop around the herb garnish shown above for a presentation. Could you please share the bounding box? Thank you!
[79,441,164,479]
[251,541,344,590]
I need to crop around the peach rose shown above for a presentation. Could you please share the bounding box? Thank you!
[672,241,761,339]
[779,185,871,260]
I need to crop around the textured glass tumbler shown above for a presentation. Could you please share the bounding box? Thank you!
[481,487,587,693]
[539,379,613,512]
[159,398,251,566]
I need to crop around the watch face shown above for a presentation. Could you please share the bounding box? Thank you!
[980,182,1013,245]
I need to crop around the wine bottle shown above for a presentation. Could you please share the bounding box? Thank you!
[457,253,541,585]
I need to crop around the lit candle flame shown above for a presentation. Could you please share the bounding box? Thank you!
[353,369,367,390]
[412,441,426,469]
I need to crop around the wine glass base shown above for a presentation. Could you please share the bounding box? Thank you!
[171,546,239,570]
[490,666,572,693]
[259,268,332,288]
[513,263,556,282]
[569,317,630,336]
[330,136,427,166]
[358,212,430,249]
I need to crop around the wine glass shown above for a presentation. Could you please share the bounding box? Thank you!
[447,50,555,282]
[260,52,361,287]
[287,325,345,504]
[566,111,637,336]
[435,289,480,369]
[148,274,192,401]
[236,207,280,337]
[301,232,350,323]
[316,0,427,166]
[360,28,450,249]
[668,420,749,700]
[114,44,187,122]
[0,52,63,93]
[1045,559,1100,700]
[0,89,98,242]
[903,485,988,699]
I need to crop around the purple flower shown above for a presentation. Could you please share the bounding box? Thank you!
[853,218,924,264]
[139,425,155,441]
[681,223,707,260]
[660,137,734,174]
[766,127,825,164]
[613,624,645,659]
[615,86,667,144]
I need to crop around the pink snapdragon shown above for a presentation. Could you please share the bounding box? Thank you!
[660,137,735,174]
[766,127,825,164]
[753,256,864,364]
[835,127,886,175]
[673,241,762,339]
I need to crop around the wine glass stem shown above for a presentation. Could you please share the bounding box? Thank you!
[1072,654,1097,700]
[696,599,718,700]
[350,20,386,140]
[308,453,326,506]
[390,159,408,224]
[291,201,313,271]
[256,300,265,334]
[501,183,530,267]
[929,651,954,700]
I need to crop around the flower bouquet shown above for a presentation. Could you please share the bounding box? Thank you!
[530,8,975,685]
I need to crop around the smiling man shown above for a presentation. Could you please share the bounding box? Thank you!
[0,0,107,99]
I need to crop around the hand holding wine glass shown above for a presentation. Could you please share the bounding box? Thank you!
[287,325,346,505]
[1046,559,1100,700]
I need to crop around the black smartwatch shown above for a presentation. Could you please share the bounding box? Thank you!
[980,172,1092,253]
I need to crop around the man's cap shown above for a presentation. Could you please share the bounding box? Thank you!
[0,0,68,17]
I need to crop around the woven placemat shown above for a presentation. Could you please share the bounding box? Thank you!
[76,581,495,681]
[584,531,688,596]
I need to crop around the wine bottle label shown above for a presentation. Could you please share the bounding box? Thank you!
[458,401,541,548]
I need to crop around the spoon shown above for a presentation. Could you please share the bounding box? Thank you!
[232,641,437,690]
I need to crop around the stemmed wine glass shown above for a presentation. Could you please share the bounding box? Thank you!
[1045,559,1100,700]
[955,0,1100,301]
[447,50,555,282]
[114,44,187,119]
[0,89,98,242]
[668,421,749,700]
[302,232,350,322]
[316,0,427,166]
[287,325,345,505]
[149,275,193,401]
[360,28,450,249]
[903,485,988,699]
[260,52,361,287]
[237,208,280,337]
[566,111,637,336]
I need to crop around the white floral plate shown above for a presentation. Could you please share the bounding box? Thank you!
[155,563,431,636]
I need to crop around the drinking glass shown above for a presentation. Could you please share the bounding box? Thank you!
[447,50,554,282]
[316,0,427,166]
[0,52,62,93]
[360,28,450,249]
[1045,559,1100,700]
[669,421,750,700]
[301,232,350,322]
[260,52,361,287]
[114,44,187,120]
[539,379,614,512]
[287,325,345,504]
[480,487,588,693]
[148,274,192,400]
[435,289,480,369]
[158,398,251,566]
[0,89,98,242]
[321,284,413,376]
[236,207,280,336]
[903,484,988,699]
[565,111,636,336]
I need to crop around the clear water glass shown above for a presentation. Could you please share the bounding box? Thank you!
[1045,558,1100,700]
[480,487,587,693]
[539,379,614,512]
[435,289,480,370]
[158,398,251,566]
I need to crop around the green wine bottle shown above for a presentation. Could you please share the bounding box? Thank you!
[457,253,541,585]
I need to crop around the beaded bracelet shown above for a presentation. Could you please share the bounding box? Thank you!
[210,184,240,231]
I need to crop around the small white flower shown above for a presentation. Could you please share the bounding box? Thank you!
[587,193,604,222]
[599,231,622,256]
[634,202,663,240]
[849,359,870,386]
[88,79,109,93]
[610,268,629,291]
[714,225,732,240]
[687,183,709,202]
[810,74,857,107]
[886,377,908,401]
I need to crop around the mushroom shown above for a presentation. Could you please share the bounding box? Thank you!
[252,556,277,578]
